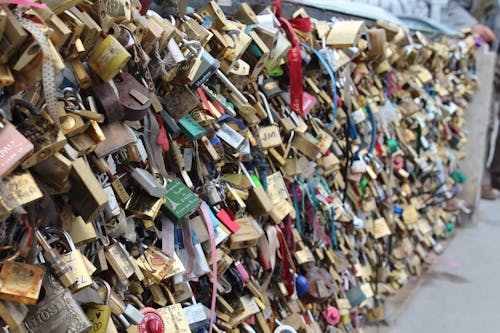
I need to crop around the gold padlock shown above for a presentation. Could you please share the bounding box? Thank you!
[0,261,44,305]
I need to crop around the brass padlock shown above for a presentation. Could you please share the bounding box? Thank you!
[104,240,135,280]
[88,35,131,82]
[42,227,93,292]
[85,279,112,333]
[0,261,44,305]
[68,157,109,222]
[239,162,273,217]
[35,230,77,289]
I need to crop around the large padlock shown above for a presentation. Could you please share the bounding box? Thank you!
[114,72,151,121]
[35,229,77,289]
[42,227,93,292]
[24,272,92,333]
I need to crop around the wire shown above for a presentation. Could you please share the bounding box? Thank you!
[299,42,337,126]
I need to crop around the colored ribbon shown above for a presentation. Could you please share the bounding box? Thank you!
[291,182,302,234]
[181,218,196,277]
[300,42,338,125]
[276,226,295,296]
[15,8,59,127]
[273,0,305,116]
[200,202,217,333]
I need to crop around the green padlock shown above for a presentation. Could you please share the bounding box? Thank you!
[85,279,112,333]
[178,114,207,140]
[163,178,201,222]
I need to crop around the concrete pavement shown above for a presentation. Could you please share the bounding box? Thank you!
[370,199,500,333]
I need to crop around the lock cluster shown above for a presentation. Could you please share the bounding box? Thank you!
[0,0,478,333]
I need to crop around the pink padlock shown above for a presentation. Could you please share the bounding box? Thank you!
[322,306,341,325]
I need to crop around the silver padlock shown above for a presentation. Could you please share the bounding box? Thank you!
[216,123,245,151]
[123,303,145,325]
[130,168,167,198]
[24,273,92,333]
[183,40,220,89]
[182,303,211,331]
[100,175,121,220]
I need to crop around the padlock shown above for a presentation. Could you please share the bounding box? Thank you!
[0,261,44,305]
[88,34,131,82]
[68,157,109,222]
[124,294,165,333]
[24,272,92,333]
[42,227,93,292]
[162,178,201,222]
[3,170,43,207]
[35,230,77,289]
[178,114,207,140]
[10,101,66,170]
[101,179,122,221]
[114,72,151,121]
[239,162,273,216]
[216,123,246,151]
[182,303,211,332]
[0,6,28,64]
[126,191,165,221]
[178,41,220,89]
[104,240,135,280]
[131,168,167,198]
[136,246,178,283]
[94,284,133,327]
[85,279,112,333]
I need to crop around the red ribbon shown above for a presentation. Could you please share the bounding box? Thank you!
[276,226,295,296]
[274,0,308,116]
[289,17,313,32]
[281,215,296,253]
[306,199,332,245]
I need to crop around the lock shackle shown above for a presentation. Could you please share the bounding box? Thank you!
[94,278,112,305]
[11,99,41,125]
[42,226,77,251]
[124,293,145,309]
[181,39,202,57]
[158,282,175,305]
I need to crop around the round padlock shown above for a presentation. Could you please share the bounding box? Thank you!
[322,306,341,325]
[138,307,165,333]
[295,274,309,297]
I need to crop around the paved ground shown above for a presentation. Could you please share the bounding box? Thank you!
[369,199,500,333]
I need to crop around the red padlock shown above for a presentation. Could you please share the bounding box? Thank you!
[138,307,165,333]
